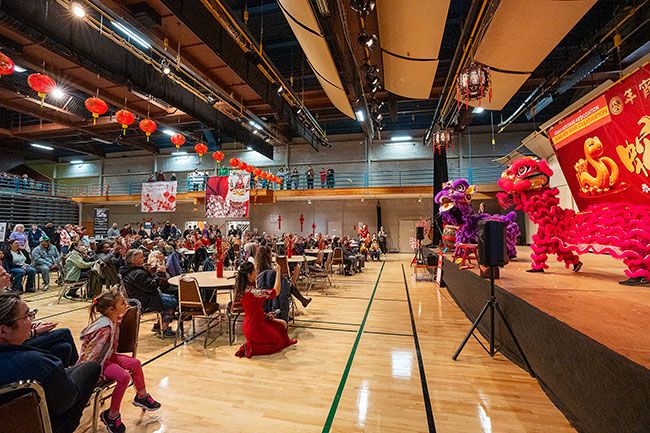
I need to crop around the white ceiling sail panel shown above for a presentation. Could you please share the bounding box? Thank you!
[457,69,530,111]
[475,0,597,73]
[277,0,355,119]
[377,0,451,99]
[383,54,439,99]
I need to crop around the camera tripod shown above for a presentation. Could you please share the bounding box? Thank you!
[451,266,535,377]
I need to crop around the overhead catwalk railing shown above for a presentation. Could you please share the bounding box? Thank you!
[0,166,505,199]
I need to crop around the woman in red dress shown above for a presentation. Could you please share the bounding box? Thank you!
[234,262,297,358]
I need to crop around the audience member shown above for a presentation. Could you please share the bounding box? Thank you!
[27,224,44,250]
[9,224,28,250]
[31,235,60,291]
[4,239,36,292]
[106,223,120,238]
[63,240,95,299]
[305,165,315,189]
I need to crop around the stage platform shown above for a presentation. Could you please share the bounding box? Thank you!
[442,246,650,433]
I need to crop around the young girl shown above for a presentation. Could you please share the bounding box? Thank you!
[77,291,161,433]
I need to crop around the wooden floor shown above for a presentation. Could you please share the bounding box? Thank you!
[24,255,575,433]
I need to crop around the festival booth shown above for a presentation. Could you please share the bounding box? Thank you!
[438,62,650,433]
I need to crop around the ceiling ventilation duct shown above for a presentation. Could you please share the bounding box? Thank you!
[277,0,355,118]
[377,0,450,99]
[461,0,597,110]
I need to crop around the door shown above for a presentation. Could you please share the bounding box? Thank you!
[327,220,342,237]
[398,219,418,253]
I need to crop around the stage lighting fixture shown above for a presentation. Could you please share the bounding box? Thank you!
[277,85,285,94]
[350,0,375,15]
[355,110,365,123]
[357,31,377,49]
[161,59,171,75]
[71,2,86,18]
[51,87,66,99]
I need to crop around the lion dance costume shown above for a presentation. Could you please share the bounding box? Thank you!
[497,157,650,284]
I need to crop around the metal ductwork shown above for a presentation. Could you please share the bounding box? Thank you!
[462,0,597,110]
[0,0,274,158]
[377,0,451,100]
[277,0,356,119]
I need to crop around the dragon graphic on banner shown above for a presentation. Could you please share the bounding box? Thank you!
[205,171,250,218]
[141,181,177,213]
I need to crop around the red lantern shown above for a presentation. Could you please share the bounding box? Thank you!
[229,157,240,167]
[139,118,157,141]
[238,161,247,170]
[212,151,224,163]
[245,165,254,174]
[27,73,56,106]
[115,109,135,135]
[84,97,108,125]
[253,167,261,177]
[171,133,186,150]
[299,214,304,232]
[0,52,15,76]
[260,172,268,180]
[195,142,208,161]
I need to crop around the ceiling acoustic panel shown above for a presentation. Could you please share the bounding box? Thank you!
[377,0,451,99]
[278,0,355,118]
[468,0,596,110]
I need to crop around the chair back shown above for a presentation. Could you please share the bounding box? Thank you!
[291,261,301,285]
[179,276,206,315]
[302,256,312,278]
[332,247,344,263]
[315,250,324,267]
[0,381,52,433]
[325,251,334,273]
[117,299,141,357]
[276,255,290,276]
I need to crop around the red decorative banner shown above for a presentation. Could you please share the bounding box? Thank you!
[141,181,177,213]
[205,172,250,218]
[549,64,650,210]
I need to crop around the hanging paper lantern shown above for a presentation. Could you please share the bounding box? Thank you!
[245,165,254,174]
[457,62,491,108]
[195,142,208,161]
[260,172,268,180]
[139,118,157,141]
[171,133,186,149]
[229,157,240,167]
[0,52,15,76]
[115,109,135,135]
[253,167,261,177]
[238,161,247,170]
[212,151,224,163]
[27,73,57,106]
[84,97,108,125]
[432,128,453,155]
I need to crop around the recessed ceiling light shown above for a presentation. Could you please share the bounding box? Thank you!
[71,2,86,18]
[31,143,54,151]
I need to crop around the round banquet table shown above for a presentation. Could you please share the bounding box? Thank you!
[167,270,236,288]
[304,248,333,255]
[272,255,318,264]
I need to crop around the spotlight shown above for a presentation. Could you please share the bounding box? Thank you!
[351,0,375,15]
[369,83,380,93]
[71,2,86,18]
[357,31,377,49]
[207,95,216,104]
[297,107,302,114]
[277,85,284,94]
[161,59,171,75]
[51,87,66,99]
[355,110,365,123]
[308,199,312,205]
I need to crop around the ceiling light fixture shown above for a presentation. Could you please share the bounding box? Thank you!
[355,110,365,123]
[473,107,485,113]
[162,129,175,136]
[308,199,312,205]
[71,2,86,18]
[246,146,253,150]
[13,65,27,73]
[90,137,113,145]
[161,59,171,75]
[172,151,187,156]
[70,160,84,164]
[249,121,263,131]
[391,135,412,142]
[110,21,151,49]
[51,87,66,99]
[357,31,377,49]
[277,85,284,94]
[31,143,54,151]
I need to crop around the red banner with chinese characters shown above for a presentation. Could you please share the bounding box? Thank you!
[548,64,650,210]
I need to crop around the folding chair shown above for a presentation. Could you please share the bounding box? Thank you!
[90,298,141,433]
[175,276,221,348]
[0,381,52,433]
[226,299,245,345]
[288,264,301,323]
[308,253,333,293]
[275,255,290,277]
[331,247,344,275]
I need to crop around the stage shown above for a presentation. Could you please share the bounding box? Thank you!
[442,246,650,433]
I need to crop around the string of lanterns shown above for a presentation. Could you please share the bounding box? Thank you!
[228,157,281,185]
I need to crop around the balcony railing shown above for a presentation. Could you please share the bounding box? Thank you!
[0,166,504,198]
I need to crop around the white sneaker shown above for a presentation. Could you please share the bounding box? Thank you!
[42,284,49,291]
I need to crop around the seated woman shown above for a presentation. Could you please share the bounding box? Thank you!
[255,246,311,321]
[369,239,382,261]
[234,262,297,358]
[4,239,36,293]
[120,249,177,338]
[62,240,95,299]
[0,292,101,433]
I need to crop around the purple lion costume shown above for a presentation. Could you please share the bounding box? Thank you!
[434,179,520,259]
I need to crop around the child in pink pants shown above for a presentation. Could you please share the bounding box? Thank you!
[77,291,161,433]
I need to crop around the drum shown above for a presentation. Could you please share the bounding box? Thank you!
[442,224,459,249]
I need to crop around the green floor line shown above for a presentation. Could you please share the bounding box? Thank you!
[321,261,385,433]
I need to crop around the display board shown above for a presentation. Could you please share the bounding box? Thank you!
[141,181,177,213]
[93,208,109,236]
[548,64,650,210]
[205,171,250,218]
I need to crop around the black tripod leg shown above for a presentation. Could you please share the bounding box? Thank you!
[494,303,535,377]
[452,300,492,361]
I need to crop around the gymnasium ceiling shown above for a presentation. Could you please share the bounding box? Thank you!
[0,0,647,162]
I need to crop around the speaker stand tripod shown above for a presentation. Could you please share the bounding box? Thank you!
[411,239,425,265]
[451,266,535,377]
